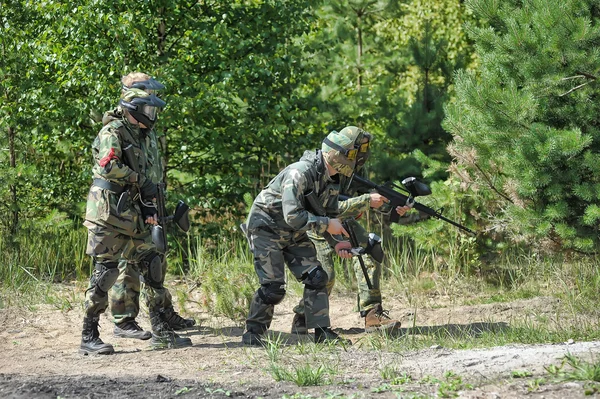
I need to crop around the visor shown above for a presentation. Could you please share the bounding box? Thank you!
[123,78,165,92]
[358,141,370,154]
[142,104,158,122]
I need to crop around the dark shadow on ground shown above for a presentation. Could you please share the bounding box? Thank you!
[335,321,510,338]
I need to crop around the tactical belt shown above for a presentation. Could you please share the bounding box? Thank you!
[92,178,127,195]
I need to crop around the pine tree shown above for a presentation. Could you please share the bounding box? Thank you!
[445,0,600,251]
[375,20,468,181]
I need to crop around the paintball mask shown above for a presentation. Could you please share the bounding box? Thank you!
[321,126,366,177]
[355,131,372,169]
[120,88,166,129]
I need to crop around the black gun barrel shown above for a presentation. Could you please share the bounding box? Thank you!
[342,220,373,290]
[351,174,476,235]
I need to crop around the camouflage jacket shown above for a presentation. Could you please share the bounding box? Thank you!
[247,150,343,246]
[83,108,162,236]
[337,172,371,219]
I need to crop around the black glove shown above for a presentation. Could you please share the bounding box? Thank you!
[140,179,157,200]
[141,203,156,220]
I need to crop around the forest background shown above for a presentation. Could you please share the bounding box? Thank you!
[3,0,600,322]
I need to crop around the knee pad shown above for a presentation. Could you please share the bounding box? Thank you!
[93,262,119,293]
[366,233,384,263]
[258,283,286,305]
[303,266,329,290]
[142,253,163,288]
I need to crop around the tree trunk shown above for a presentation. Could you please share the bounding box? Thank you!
[8,126,18,234]
[357,15,363,90]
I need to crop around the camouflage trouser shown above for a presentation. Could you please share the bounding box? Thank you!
[109,257,173,324]
[293,218,382,316]
[245,227,330,332]
[84,225,167,318]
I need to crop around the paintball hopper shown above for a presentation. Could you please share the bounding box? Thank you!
[173,201,190,232]
[401,177,432,197]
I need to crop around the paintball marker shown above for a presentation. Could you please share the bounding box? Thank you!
[122,144,191,253]
[351,174,476,235]
[342,220,374,289]
[153,182,191,253]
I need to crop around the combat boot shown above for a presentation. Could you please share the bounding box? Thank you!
[149,311,193,349]
[163,307,196,331]
[242,325,265,346]
[114,319,152,340]
[291,313,308,335]
[80,316,114,355]
[314,327,352,346]
[364,303,401,333]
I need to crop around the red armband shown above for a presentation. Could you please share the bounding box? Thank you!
[99,148,119,167]
[354,212,363,220]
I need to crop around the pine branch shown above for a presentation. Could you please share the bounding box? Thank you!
[559,71,597,96]
[472,161,513,204]
[559,81,592,97]
[574,70,597,80]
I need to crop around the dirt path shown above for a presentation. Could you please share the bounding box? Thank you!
[0,288,598,398]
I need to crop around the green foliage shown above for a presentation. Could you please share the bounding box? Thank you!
[546,354,600,383]
[269,363,333,386]
[446,0,600,251]
[388,150,481,274]
[0,212,88,289]
[186,234,255,322]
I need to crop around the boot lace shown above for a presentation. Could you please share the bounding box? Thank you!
[166,311,187,325]
[375,308,392,320]
[122,320,144,332]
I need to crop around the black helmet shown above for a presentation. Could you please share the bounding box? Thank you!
[119,88,166,129]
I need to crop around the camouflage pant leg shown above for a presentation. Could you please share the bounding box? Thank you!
[109,259,141,324]
[121,234,168,314]
[246,228,330,331]
[84,226,130,317]
[293,236,335,316]
[161,257,174,310]
[348,219,382,312]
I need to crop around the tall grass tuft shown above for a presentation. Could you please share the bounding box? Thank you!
[1,211,88,307]
[184,230,256,323]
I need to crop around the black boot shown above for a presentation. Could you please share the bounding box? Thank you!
[114,319,152,340]
[163,307,196,331]
[314,327,352,346]
[80,316,114,355]
[149,310,193,349]
[291,313,308,335]
[242,324,266,346]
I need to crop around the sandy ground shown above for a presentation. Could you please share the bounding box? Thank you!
[1,286,599,398]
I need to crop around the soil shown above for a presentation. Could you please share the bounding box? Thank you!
[1,285,599,399]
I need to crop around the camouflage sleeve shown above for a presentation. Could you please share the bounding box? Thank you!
[281,168,329,234]
[92,126,138,184]
[338,193,371,219]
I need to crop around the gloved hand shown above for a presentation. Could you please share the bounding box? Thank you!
[140,179,157,200]
[141,203,157,220]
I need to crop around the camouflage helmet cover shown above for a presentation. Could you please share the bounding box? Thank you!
[119,88,166,129]
[321,126,366,177]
